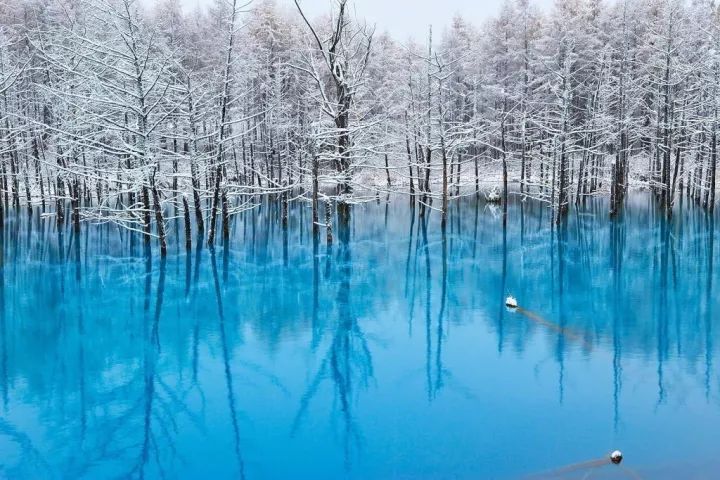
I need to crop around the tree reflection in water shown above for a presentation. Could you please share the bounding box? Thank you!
[0,194,717,478]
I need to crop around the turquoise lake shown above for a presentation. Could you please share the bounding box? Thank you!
[0,193,718,479]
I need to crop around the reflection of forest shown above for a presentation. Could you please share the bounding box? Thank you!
[0,193,717,477]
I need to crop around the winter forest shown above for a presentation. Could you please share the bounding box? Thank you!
[0,0,717,253]
[3,0,720,478]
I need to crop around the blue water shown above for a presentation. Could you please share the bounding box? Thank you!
[0,194,718,479]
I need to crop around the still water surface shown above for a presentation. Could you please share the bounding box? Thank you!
[0,194,718,479]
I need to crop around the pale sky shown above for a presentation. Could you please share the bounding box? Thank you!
[163,0,555,41]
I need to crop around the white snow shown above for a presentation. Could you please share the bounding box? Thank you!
[486,191,501,203]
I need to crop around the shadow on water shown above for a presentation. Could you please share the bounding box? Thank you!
[0,192,717,478]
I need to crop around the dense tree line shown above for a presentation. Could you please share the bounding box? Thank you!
[0,0,717,252]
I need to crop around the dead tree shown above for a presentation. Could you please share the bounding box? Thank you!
[294,0,373,223]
